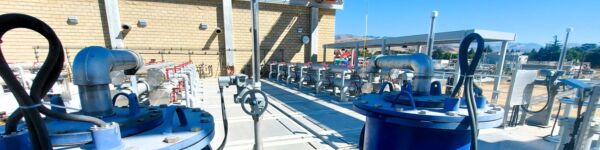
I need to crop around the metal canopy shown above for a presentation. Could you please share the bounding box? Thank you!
[324,29,516,49]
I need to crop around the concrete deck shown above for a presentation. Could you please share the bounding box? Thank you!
[0,78,560,149]
[201,78,558,150]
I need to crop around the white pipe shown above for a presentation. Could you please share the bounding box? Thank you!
[557,27,573,70]
[176,63,202,106]
[173,73,192,107]
[180,69,198,100]
[426,11,438,56]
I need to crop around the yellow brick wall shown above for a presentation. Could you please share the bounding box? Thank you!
[0,0,336,77]
[319,8,336,63]
[0,0,106,64]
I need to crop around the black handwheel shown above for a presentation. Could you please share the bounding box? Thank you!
[240,89,269,117]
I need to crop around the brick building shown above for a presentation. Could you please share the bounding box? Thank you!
[0,0,341,77]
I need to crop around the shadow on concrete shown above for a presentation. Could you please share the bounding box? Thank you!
[261,81,365,147]
[479,137,555,150]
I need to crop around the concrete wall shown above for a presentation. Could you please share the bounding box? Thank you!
[0,0,336,77]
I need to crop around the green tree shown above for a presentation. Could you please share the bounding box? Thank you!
[530,35,562,61]
[484,45,493,53]
[566,48,582,61]
[526,49,538,60]
[584,48,600,68]
[432,48,445,59]
[468,48,475,59]
[443,53,452,59]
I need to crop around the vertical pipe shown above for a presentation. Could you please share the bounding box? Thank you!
[491,41,509,104]
[322,46,327,64]
[354,42,360,68]
[250,0,260,86]
[426,11,438,56]
[223,0,235,68]
[129,75,138,96]
[381,38,387,55]
[310,7,319,63]
[250,1,263,150]
[557,27,573,70]
[253,117,262,150]
[416,45,422,53]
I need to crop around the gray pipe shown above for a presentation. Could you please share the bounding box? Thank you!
[360,53,433,95]
[328,65,351,73]
[143,63,175,87]
[72,46,143,116]
[136,62,174,75]
[114,82,150,106]
[310,64,326,70]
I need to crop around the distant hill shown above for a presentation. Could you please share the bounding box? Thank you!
[488,42,543,52]
[334,34,581,53]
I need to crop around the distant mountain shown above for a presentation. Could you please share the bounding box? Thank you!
[334,34,576,53]
[487,42,543,52]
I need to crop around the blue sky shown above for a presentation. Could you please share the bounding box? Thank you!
[335,0,599,45]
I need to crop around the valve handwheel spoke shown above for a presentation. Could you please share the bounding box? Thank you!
[240,89,269,117]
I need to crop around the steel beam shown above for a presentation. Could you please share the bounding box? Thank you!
[491,41,509,104]
[310,7,319,63]
[324,29,516,49]
[103,0,124,49]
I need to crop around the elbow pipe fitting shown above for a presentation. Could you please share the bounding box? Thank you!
[121,24,131,37]
[359,53,433,95]
[72,46,143,116]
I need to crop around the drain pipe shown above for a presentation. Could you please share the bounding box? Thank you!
[72,46,143,116]
[359,53,433,95]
